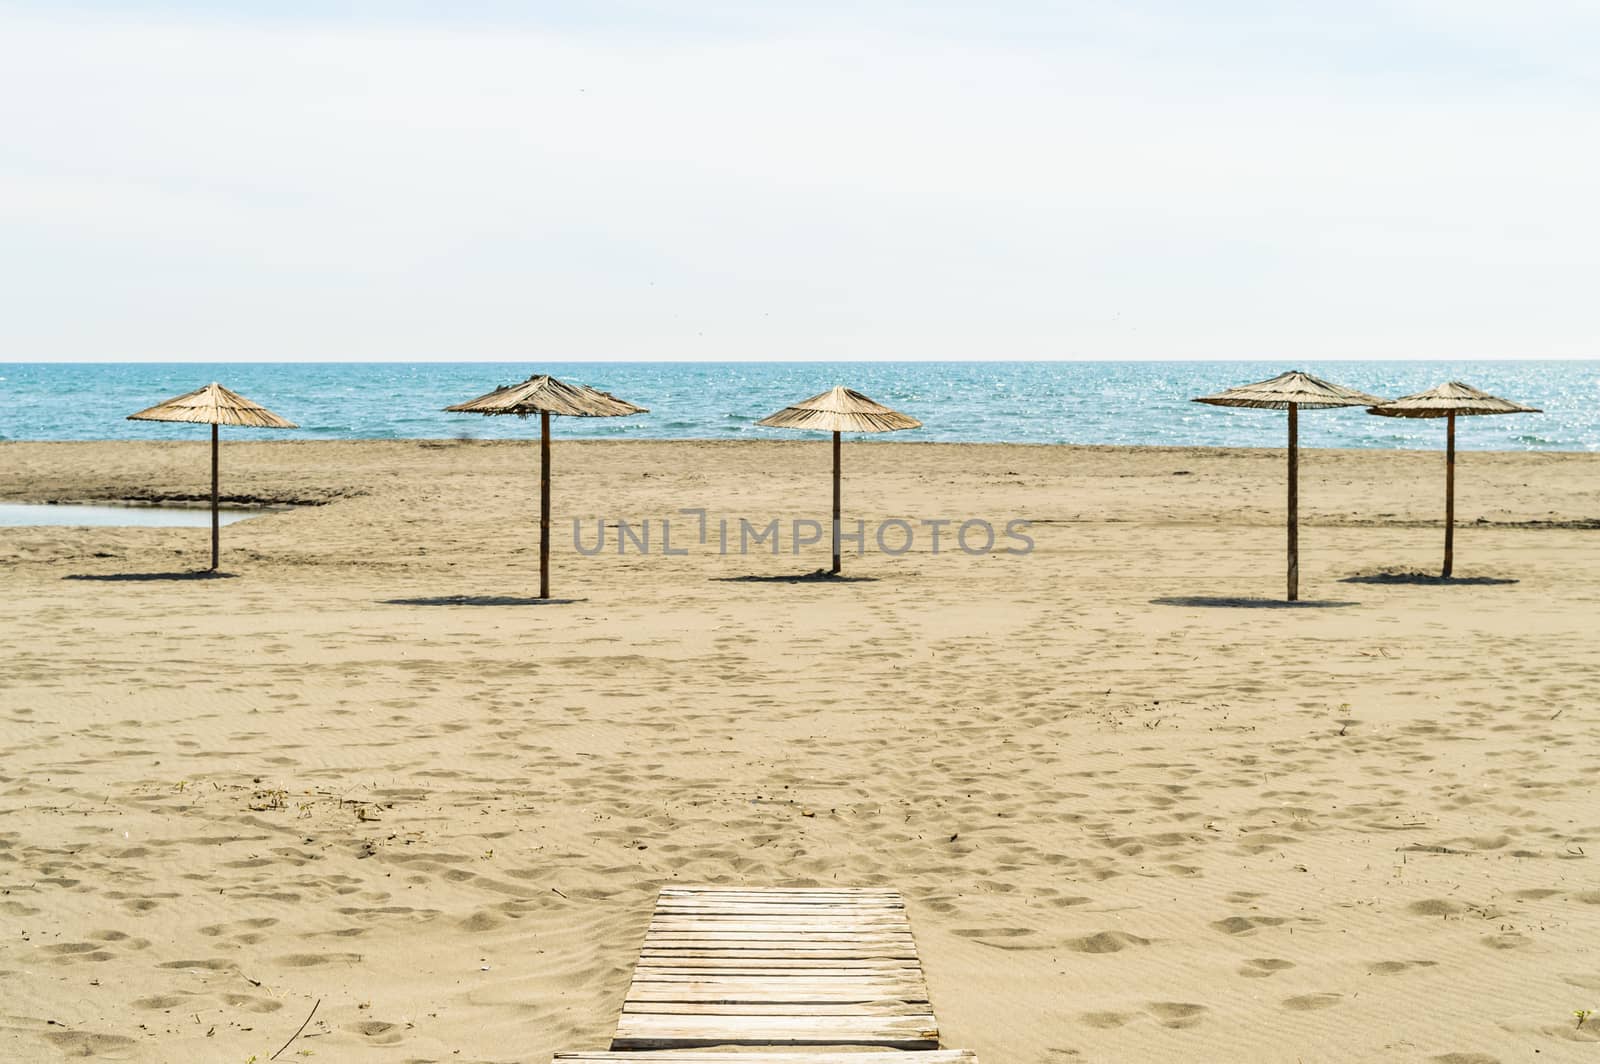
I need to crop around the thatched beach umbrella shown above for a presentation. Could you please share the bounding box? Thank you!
[445,373,647,599]
[126,382,298,571]
[757,386,922,575]
[1194,371,1384,601]
[1367,382,1540,577]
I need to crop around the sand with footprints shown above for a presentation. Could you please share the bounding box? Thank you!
[2,438,1598,1062]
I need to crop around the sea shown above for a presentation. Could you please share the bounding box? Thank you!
[2,361,1596,451]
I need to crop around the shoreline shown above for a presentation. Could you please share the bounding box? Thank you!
[6,434,1597,451]
[2,438,1595,521]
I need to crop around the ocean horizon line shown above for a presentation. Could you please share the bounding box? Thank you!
[5,356,1597,365]
[3,360,1595,451]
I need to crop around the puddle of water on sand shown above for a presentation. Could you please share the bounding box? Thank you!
[0,503,278,528]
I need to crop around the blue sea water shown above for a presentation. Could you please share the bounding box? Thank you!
[1,362,1596,451]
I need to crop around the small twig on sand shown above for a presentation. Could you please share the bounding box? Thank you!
[269,998,320,1061]
[551,887,568,899]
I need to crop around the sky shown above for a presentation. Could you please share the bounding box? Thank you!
[1,1,1597,362]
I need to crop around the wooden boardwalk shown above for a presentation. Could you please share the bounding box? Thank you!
[550,1049,972,1056]
[600,886,950,1052]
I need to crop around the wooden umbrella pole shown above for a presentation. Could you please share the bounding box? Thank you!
[1286,403,1298,602]
[540,410,551,600]
[211,423,220,571]
[831,430,842,575]
[1443,412,1456,579]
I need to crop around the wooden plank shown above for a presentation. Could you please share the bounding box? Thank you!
[633,960,921,972]
[655,895,902,904]
[658,892,905,900]
[650,921,910,929]
[644,945,917,953]
[654,903,906,909]
[659,887,901,894]
[642,940,919,953]
[627,985,928,1001]
[633,972,921,981]
[642,954,920,964]
[611,1012,939,1049]
[620,985,928,1004]
[643,929,915,938]
[649,903,907,909]
[639,945,918,955]
[622,1001,934,1016]
[629,974,929,989]
[636,934,915,940]
[630,974,926,988]
[558,1053,977,1062]
[646,915,915,921]
[651,915,907,922]
[643,929,915,939]
[657,895,904,903]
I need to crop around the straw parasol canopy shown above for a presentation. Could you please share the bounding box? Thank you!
[444,374,646,419]
[445,373,647,599]
[1194,371,1385,601]
[127,383,298,571]
[127,382,297,429]
[1367,382,1541,577]
[757,387,922,575]
[756,386,923,434]
[1366,381,1540,419]
[1193,370,1385,411]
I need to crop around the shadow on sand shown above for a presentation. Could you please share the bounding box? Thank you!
[65,570,238,582]
[713,570,879,584]
[382,595,586,607]
[1151,595,1356,609]
[1341,571,1518,587]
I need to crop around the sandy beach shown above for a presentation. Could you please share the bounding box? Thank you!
[2,437,1598,1063]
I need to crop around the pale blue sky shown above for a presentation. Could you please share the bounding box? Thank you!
[2,2,1596,361]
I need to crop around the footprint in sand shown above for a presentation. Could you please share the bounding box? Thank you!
[1063,931,1151,954]
[42,1030,137,1056]
[43,942,112,963]
[1238,957,1295,978]
[1480,932,1530,950]
[1431,1054,1500,1064]
[222,993,283,1013]
[1369,959,1438,975]
[457,910,505,932]
[88,929,148,949]
[1147,1001,1208,1028]
[1079,1010,1135,1029]
[311,926,368,939]
[133,994,192,1010]
[1043,895,1094,908]
[346,1020,404,1044]
[157,957,236,971]
[274,951,362,967]
[1210,915,1286,935]
[1406,898,1467,917]
[952,927,1035,945]
[1283,992,1342,1011]
[203,918,269,940]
